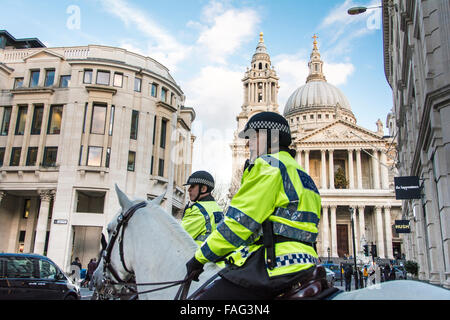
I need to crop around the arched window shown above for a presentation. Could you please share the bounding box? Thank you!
[259,62,262,70]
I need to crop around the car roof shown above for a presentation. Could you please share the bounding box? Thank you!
[0,253,50,260]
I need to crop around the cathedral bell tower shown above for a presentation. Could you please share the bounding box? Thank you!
[230,33,280,193]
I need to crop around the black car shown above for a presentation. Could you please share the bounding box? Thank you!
[0,253,80,300]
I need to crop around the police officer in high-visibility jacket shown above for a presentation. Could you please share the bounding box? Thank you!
[182,171,224,246]
[186,112,322,299]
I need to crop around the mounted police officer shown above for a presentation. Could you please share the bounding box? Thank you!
[186,112,322,299]
[181,170,224,246]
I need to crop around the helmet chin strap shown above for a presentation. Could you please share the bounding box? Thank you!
[193,184,209,202]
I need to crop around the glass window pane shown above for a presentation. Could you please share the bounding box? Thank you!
[44,70,55,87]
[130,110,139,140]
[158,158,164,177]
[5,257,35,278]
[151,83,157,97]
[10,147,21,166]
[161,88,166,102]
[127,151,135,171]
[30,70,40,87]
[31,106,44,135]
[0,147,5,166]
[60,75,71,88]
[160,119,167,149]
[96,71,110,85]
[15,106,27,135]
[108,105,115,136]
[105,147,111,168]
[87,146,102,166]
[39,260,57,279]
[48,106,63,134]
[113,73,123,87]
[14,78,24,89]
[91,105,106,134]
[83,70,93,84]
[134,78,141,92]
[43,147,57,167]
[1,107,12,136]
[26,147,38,166]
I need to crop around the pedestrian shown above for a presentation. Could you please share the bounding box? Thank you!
[383,264,390,282]
[389,264,396,281]
[344,265,353,291]
[368,262,376,285]
[358,269,363,288]
[363,266,368,287]
[87,258,98,291]
[70,257,82,284]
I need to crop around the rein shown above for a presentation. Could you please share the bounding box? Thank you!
[98,201,193,300]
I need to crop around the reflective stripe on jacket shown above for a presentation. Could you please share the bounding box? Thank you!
[195,151,322,277]
[182,197,223,246]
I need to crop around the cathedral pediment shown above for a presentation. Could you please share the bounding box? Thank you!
[297,120,383,144]
[23,49,65,61]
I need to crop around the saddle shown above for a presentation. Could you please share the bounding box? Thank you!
[276,266,340,300]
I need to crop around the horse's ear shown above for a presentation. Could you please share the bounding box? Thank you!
[115,183,132,209]
[150,191,166,206]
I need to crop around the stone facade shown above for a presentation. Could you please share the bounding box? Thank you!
[382,0,450,288]
[0,32,195,271]
[231,34,402,263]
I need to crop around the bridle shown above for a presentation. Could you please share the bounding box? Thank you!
[96,201,194,300]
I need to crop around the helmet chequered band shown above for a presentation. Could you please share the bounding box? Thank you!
[188,178,214,188]
[247,120,290,134]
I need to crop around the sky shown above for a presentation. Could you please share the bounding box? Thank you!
[1,0,393,189]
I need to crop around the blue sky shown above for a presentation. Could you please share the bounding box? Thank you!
[1,0,393,187]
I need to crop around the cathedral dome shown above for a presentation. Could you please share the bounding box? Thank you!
[283,80,351,116]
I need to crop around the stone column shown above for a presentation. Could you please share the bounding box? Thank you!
[372,149,381,189]
[304,150,310,174]
[380,151,389,189]
[328,149,335,189]
[321,149,327,189]
[296,150,302,167]
[348,149,354,189]
[321,205,330,256]
[356,148,363,189]
[34,189,55,255]
[384,206,393,259]
[358,205,366,246]
[375,205,385,258]
[330,205,338,257]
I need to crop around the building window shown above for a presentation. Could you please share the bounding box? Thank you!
[151,83,158,97]
[15,106,27,135]
[29,70,40,87]
[96,70,110,85]
[42,147,58,167]
[310,114,314,119]
[10,147,21,166]
[14,78,24,89]
[318,114,322,119]
[303,115,307,120]
[78,146,83,166]
[91,104,107,134]
[150,156,154,175]
[87,146,102,167]
[0,147,5,166]
[108,105,115,136]
[26,147,38,166]
[105,147,111,168]
[1,106,12,135]
[134,77,141,92]
[44,69,55,87]
[127,151,136,171]
[83,69,93,84]
[47,105,63,134]
[152,115,156,145]
[113,73,123,87]
[31,105,44,135]
[158,158,164,177]
[160,119,167,149]
[59,75,71,88]
[23,199,31,219]
[325,114,329,119]
[130,110,139,140]
[76,190,106,214]
[161,88,167,102]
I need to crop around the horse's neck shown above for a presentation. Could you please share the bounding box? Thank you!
[128,206,220,299]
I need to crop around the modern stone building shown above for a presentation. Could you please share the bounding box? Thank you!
[231,34,402,263]
[382,0,450,287]
[0,30,195,271]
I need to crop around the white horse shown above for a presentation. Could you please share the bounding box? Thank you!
[93,185,450,300]
[92,185,220,299]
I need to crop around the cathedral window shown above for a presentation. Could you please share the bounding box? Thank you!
[259,63,262,70]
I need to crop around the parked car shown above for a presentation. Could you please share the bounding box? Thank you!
[0,253,80,300]
[323,267,336,287]
[321,263,342,280]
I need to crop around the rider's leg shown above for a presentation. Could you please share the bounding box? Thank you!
[195,277,274,300]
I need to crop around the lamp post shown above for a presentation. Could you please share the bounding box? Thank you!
[350,207,359,290]
[327,247,331,263]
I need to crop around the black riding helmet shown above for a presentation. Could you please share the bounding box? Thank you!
[238,111,292,147]
[184,170,215,202]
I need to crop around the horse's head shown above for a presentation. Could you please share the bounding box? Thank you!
[92,184,165,298]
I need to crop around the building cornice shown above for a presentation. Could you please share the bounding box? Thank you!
[157,101,177,113]
[85,85,117,96]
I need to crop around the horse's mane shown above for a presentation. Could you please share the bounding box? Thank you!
[144,201,198,253]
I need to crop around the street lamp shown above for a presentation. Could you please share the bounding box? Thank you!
[347,5,381,15]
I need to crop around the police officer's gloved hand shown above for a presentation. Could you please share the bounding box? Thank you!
[186,256,204,282]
